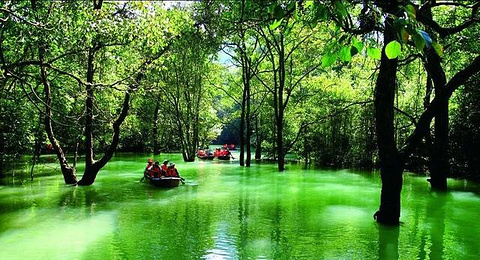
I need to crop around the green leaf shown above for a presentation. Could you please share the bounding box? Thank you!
[352,38,364,53]
[385,40,402,59]
[315,5,328,21]
[405,4,416,19]
[322,53,337,67]
[339,46,351,62]
[335,1,347,18]
[367,47,381,60]
[269,18,283,31]
[305,1,314,9]
[412,32,425,50]
[393,18,407,31]
[419,30,432,48]
[273,4,285,19]
[432,42,444,57]
[399,28,409,43]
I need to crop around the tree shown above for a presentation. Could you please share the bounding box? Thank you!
[303,0,479,224]
[1,1,177,185]
[156,25,219,162]
[254,2,320,171]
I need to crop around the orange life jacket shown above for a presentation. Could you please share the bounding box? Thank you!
[166,168,178,177]
[161,164,168,172]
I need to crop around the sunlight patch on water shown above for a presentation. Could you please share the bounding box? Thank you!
[202,222,238,260]
[0,211,117,260]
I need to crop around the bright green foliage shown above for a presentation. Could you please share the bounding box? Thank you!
[385,40,402,59]
[322,53,337,67]
[432,42,444,57]
[367,47,381,60]
[339,46,352,62]
[0,0,479,182]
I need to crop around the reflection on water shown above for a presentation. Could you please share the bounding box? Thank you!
[1,154,480,259]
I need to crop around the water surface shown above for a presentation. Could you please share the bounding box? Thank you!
[1,153,480,259]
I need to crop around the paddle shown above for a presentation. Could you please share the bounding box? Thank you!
[139,171,146,182]
[178,173,185,184]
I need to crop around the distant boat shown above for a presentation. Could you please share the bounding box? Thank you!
[144,171,181,187]
[223,144,236,150]
[197,149,215,160]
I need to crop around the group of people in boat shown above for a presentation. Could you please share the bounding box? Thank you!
[197,147,233,159]
[145,159,179,178]
[197,148,214,158]
[214,148,232,158]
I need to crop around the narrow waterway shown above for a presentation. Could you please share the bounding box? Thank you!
[1,153,480,259]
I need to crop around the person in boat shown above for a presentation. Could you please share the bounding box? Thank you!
[146,158,154,170]
[152,161,162,177]
[145,158,154,177]
[161,159,169,172]
[206,148,213,157]
[166,163,179,177]
[219,148,228,157]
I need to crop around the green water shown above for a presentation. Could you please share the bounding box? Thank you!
[1,154,480,259]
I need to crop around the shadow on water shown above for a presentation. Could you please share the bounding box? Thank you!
[378,224,399,260]
[417,191,451,260]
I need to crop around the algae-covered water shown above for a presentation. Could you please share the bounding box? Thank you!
[1,153,480,259]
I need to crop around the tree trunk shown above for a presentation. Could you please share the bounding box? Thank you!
[31,116,43,181]
[277,35,285,171]
[0,131,4,177]
[423,4,449,190]
[39,48,77,185]
[239,79,246,166]
[78,90,132,185]
[81,47,97,185]
[78,45,137,185]
[374,12,402,225]
[246,73,252,167]
[153,100,160,155]
[255,116,262,160]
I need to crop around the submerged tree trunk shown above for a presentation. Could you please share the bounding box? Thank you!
[423,4,449,190]
[374,11,402,225]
